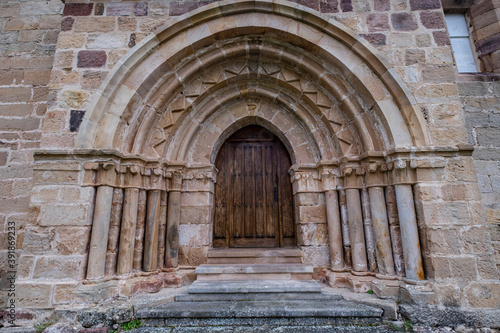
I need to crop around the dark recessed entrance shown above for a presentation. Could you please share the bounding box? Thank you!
[213,125,295,248]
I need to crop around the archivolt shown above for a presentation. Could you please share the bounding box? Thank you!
[76,0,429,161]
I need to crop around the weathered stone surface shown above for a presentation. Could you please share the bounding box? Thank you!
[77,50,107,68]
[78,301,134,328]
[63,4,93,17]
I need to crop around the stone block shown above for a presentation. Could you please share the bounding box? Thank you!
[425,228,460,255]
[70,110,86,132]
[170,1,199,16]
[54,51,74,69]
[360,33,387,46]
[63,4,93,16]
[61,17,74,31]
[134,2,148,16]
[460,226,494,254]
[420,11,445,29]
[87,33,127,49]
[0,87,32,103]
[24,69,51,85]
[74,17,116,33]
[297,223,328,246]
[180,205,212,224]
[54,227,90,255]
[340,0,353,11]
[295,192,325,206]
[179,224,210,246]
[320,0,339,13]
[53,283,78,304]
[40,204,91,226]
[422,65,455,82]
[33,256,83,280]
[106,2,132,16]
[464,282,500,308]
[4,16,40,31]
[179,246,209,266]
[302,245,330,266]
[391,13,418,31]
[410,0,441,10]
[23,228,54,254]
[476,255,499,280]
[56,33,85,49]
[433,30,450,46]
[367,13,389,32]
[477,127,500,146]
[373,0,390,11]
[405,49,425,65]
[77,51,107,68]
[118,17,137,31]
[17,282,52,309]
[298,205,327,224]
[76,280,119,304]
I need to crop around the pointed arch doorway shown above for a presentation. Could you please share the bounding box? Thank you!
[213,125,295,248]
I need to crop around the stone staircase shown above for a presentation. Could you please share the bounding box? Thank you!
[134,248,393,332]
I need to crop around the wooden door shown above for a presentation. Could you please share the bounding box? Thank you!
[213,126,295,248]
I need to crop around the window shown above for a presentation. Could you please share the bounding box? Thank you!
[445,14,478,73]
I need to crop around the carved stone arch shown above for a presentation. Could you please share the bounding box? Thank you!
[76,0,429,155]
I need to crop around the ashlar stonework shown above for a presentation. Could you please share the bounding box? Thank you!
[0,0,499,329]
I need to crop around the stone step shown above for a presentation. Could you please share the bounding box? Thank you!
[175,291,343,302]
[207,247,301,264]
[136,300,383,326]
[187,279,322,294]
[195,263,313,280]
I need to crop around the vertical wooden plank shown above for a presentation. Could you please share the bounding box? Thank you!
[214,145,227,242]
[234,144,243,239]
[277,144,284,247]
[226,143,233,248]
[244,145,253,238]
[265,144,275,238]
[255,146,264,238]
[105,188,124,276]
[133,189,147,271]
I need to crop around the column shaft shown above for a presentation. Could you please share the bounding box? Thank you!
[133,189,147,270]
[87,186,114,279]
[165,190,181,268]
[346,189,368,272]
[117,188,139,275]
[105,188,123,276]
[394,184,425,281]
[339,190,352,268]
[368,186,395,276]
[325,190,344,270]
[361,188,377,272]
[143,190,161,272]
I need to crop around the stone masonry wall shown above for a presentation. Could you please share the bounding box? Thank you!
[460,77,500,273]
[0,0,63,309]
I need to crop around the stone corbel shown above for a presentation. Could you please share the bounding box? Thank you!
[95,161,118,187]
[82,161,101,186]
[319,165,340,192]
[121,164,142,188]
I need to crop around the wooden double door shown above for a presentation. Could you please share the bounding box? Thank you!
[213,126,295,248]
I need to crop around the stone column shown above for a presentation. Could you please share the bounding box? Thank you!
[368,186,395,276]
[133,189,147,270]
[395,184,425,281]
[361,188,377,272]
[386,185,405,276]
[157,191,168,269]
[117,188,139,275]
[143,190,161,272]
[165,171,182,268]
[105,188,124,276]
[346,188,368,272]
[339,190,352,268]
[87,186,114,279]
[325,190,344,271]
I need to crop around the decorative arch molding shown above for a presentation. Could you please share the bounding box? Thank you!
[76,0,430,158]
[68,0,432,286]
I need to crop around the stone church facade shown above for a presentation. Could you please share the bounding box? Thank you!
[1,0,500,325]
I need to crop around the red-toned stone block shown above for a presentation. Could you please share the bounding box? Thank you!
[374,0,390,11]
[340,0,352,12]
[169,1,199,16]
[60,17,74,31]
[320,0,339,13]
[77,50,107,68]
[392,12,418,31]
[106,2,131,16]
[360,33,387,46]
[290,0,320,11]
[433,30,450,46]
[367,13,389,32]
[63,3,93,16]
[133,2,148,16]
[410,0,441,10]
[420,11,446,29]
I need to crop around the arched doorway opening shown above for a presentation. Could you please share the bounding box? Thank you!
[213,125,295,248]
